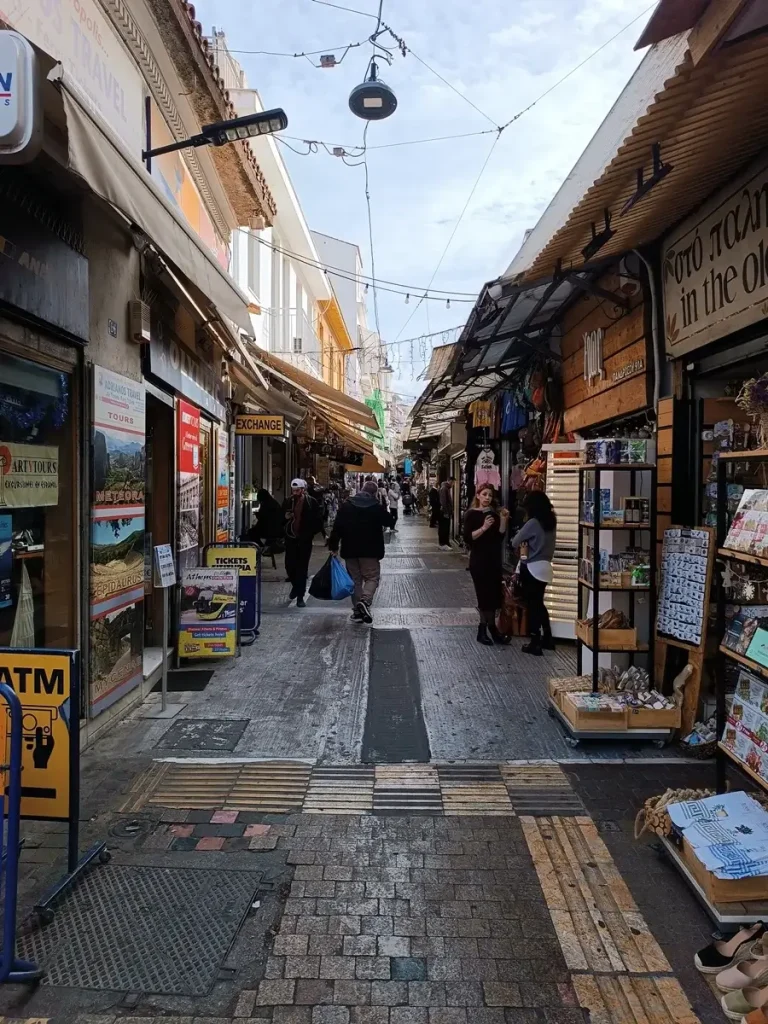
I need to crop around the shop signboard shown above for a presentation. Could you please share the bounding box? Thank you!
[0,647,79,820]
[204,544,260,637]
[0,442,58,507]
[663,155,768,357]
[89,366,145,718]
[216,428,230,542]
[0,30,42,162]
[177,566,238,659]
[2,0,144,156]
[148,329,226,422]
[177,399,200,573]
[235,414,285,436]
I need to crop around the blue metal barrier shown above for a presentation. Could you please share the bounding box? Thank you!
[0,682,42,984]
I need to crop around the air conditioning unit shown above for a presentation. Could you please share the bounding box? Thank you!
[128,300,151,343]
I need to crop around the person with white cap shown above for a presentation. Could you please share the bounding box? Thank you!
[282,478,323,607]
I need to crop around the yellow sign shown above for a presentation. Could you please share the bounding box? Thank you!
[204,547,257,577]
[0,650,76,821]
[235,414,285,436]
[0,442,59,509]
[178,567,238,659]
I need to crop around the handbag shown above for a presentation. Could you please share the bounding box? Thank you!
[330,557,355,600]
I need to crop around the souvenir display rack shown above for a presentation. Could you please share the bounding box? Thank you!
[548,462,666,746]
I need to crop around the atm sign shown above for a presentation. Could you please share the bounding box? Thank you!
[235,414,285,436]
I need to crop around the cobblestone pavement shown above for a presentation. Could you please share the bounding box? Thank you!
[0,516,726,1024]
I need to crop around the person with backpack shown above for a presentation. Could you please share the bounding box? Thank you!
[282,479,323,608]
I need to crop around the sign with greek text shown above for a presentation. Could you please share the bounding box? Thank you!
[663,157,768,357]
[0,442,58,508]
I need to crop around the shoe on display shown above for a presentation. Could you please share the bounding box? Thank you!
[717,953,768,993]
[695,922,765,974]
[722,983,768,1021]
[356,601,373,624]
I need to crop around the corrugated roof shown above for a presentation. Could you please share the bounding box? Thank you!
[511,28,768,283]
[423,343,458,381]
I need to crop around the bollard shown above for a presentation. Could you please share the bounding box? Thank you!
[0,682,42,983]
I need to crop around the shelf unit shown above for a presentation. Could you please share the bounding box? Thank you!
[543,445,581,640]
[548,462,663,746]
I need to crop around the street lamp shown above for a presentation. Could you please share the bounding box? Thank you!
[142,108,288,171]
[349,62,397,121]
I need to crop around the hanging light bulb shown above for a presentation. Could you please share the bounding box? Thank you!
[365,283,369,293]
[405,293,410,304]
[446,299,451,309]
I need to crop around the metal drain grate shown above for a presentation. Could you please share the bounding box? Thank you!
[438,765,513,816]
[18,865,261,995]
[304,766,374,814]
[124,761,312,813]
[374,765,442,815]
[500,764,586,816]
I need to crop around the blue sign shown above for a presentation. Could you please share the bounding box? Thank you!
[203,544,261,642]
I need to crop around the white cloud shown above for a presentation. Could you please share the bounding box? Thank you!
[194,0,650,396]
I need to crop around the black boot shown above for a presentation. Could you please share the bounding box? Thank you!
[522,638,543,656]
[476,623,494,646]
[541,636,556,651]
[489,622,511,646]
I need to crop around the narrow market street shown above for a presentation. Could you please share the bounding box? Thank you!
[0,515,724,1024]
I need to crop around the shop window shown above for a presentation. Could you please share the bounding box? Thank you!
[0,350,76,649]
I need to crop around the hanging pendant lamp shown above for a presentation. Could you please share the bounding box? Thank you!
[349,61,398,121]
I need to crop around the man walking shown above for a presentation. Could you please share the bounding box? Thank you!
[283,479,322,607]
[387,479,400,532]
[329,479,390,623]
[438,477,452,550]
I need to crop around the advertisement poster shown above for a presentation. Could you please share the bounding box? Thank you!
[90,367,145,717]
[178,567,238,659]
[204,546,258,633]
[0,515,11,610]
[177,400,200,573]
[216,429,230,542]
[0,648,78,821]
[0,443,58,508]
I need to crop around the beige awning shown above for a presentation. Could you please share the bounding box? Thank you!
[229,361,306,424]
[252,349,378,431]
[55,70,253,333]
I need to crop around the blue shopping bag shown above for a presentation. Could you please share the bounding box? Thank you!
[330,556,355,600]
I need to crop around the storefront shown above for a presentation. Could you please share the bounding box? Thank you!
[0,166,88,692]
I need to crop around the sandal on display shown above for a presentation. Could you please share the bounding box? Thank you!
[695,922,764,974]
[744,1009,768,1024]
[722,983,768,1021]
[717,937,768,992]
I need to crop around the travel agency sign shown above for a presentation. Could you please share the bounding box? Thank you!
[0,31,42,162]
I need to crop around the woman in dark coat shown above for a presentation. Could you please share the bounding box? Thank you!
[462,483,510,646]
[428,485,441,528]
[249,488,284,544]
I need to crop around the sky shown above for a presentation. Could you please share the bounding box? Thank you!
[195,0,655,404]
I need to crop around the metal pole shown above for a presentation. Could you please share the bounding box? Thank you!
[145,96,152,174]
[161,585,169,713]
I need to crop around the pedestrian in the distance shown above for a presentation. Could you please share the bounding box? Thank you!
[283,479,323,608]
[428,484,440,528]
[438,477,452,550]
[306,475,327,537]
[510,490,557,656]
[387,480,400,532]
[328,479,390,623]
[463,483,511,646]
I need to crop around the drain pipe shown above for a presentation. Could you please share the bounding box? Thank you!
[632,249,661,413]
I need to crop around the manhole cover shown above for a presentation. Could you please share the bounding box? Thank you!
[108,818,151,838]
[18,865,262,995]
[157,719,248,750]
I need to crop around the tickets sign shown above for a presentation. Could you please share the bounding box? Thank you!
[204,545,259,634]
[235,414,285,436]
[0,648,78,821]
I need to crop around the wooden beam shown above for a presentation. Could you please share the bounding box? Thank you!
[688,0,749,66]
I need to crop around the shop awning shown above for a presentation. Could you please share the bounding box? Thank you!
[321,415,374,456]
[55,70,254,333]
[251,348,378,430]
[346,454,386,474]
[229,360,307,424]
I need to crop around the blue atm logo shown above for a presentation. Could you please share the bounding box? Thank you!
[0,71,12,104]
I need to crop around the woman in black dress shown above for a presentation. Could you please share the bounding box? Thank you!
[463,483,510,646]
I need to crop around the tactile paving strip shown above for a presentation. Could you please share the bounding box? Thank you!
[304,766,374,814]
[520,815,671,974]
[572,974,701,1024]
[124,760,311,813]
[437,764,514,816]
[17,864,262,994]
[374,764,443,815]
[501,763,587,816]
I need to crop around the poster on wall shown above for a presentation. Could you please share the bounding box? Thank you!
[177,566,238,659]
[216,429,230,542]
[0,443,58,508]
[90,367,145,717]
[177,400,200,573]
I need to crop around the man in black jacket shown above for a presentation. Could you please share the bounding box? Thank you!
[328,479,390,623]
[283,478,323,607]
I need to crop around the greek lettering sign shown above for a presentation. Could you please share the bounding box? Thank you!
[0,442,58,508]
[0,648,78,821]
[663,156,768,357]
[235,414,285,436]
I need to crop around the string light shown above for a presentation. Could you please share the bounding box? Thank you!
[405,293,410,304]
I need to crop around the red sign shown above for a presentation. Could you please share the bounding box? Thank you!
[177,400,200,475]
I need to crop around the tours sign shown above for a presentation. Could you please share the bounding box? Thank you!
[0,648,78,821]
[663,155,768,357]
[235,414,285,436]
